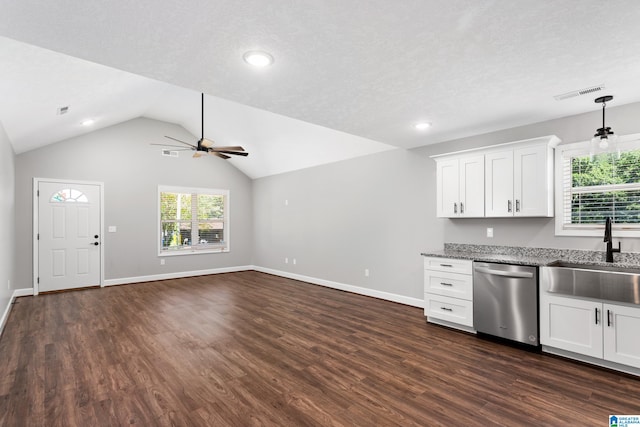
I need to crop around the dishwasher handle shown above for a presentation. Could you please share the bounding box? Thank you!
[474,266,534,279]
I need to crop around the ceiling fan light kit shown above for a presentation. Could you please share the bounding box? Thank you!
[151,93,249,160]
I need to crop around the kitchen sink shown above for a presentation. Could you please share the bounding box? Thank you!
[541,261,640,305]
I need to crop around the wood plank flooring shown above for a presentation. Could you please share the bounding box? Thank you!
[0,271,639,426]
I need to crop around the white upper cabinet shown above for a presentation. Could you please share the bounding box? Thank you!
[436,158,460,217]
[436,155,484,218]
[485,150,514,217]
[433,135,559,219]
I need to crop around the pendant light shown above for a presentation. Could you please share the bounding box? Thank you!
[589,95,619,158]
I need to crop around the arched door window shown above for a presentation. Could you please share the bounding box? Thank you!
[50,188,89,203]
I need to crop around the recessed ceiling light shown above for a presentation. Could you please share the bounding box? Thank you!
[415,122,432,131]
[243,51,274,68]
[80,119,95,126]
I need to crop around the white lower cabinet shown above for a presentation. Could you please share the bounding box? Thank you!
[540,294,640,369]
[424,257,474,332]
[603,303,640,368]
[540,294,602,358]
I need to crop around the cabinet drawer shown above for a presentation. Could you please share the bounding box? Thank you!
[424,271,473,300]
[424,294,473,327]
[424,257,472,275]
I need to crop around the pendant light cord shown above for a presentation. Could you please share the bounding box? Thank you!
[201,93,204,140]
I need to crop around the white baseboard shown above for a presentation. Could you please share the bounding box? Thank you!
[253,266,424,308]
[13,288,34,297]
[103,265,254,286]
[0,288,34,337]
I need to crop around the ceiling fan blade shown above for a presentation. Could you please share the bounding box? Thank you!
[212,146,245,151]
[193,152,203,158]
[212,150,249,156]
[212,152,231,160]
[201,138,215,148]
[150,143,194,150]
[165,136,196,148]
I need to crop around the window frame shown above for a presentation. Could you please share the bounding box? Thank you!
[158,185,230,256]
[555,133,640,237]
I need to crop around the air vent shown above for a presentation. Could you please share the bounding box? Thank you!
[161,149,179,158]
[554,84,605,101]
[57,106,70,115]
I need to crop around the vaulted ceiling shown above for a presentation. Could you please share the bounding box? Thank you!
[2,1,640,178]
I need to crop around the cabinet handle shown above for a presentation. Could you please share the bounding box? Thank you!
[607,309,612,327]
[440,282,453,286]
[508,200,512,213]
[595,307,600,325]
[460,202,464,214]
[515,199,520,212]
[454,202,458,214]
[439,264,453,268]
[440,307,453,312]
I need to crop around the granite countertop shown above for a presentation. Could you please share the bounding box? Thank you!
[421,243,640,269]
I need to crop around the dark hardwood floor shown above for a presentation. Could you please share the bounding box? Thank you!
[0,271,638,426]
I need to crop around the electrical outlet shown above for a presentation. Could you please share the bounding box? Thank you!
[160,259,165,265]
[285,257,289,264]
[293,258,297,265]
[285,199,289,206]
[364,269,369,277]
[487,228,494,238]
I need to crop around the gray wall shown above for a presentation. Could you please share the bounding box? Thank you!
[253,101,640,300]
[253,148,435,300]
[14,118,253,288]
[0,121,15,319]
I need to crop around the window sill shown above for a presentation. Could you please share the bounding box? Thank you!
[555,226,640,238]
[159,248,229,257]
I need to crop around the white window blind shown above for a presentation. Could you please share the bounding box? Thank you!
[557,138,640,235]
[159,186,229,255]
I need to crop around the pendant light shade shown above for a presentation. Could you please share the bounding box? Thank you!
[590,95,619,158]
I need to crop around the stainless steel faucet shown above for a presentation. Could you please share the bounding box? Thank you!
[604,217,621,262]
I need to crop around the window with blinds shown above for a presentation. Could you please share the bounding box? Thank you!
[159,186,229,254]
[556,137,640,236]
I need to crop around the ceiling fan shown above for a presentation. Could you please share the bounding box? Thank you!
[152,93,248,160]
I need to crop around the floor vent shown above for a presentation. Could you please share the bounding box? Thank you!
[161,149,179,158]
[554,84,605,101]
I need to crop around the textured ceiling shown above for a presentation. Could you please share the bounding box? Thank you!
[2,1,640,176]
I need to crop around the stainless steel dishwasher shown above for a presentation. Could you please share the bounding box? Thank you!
[473,262,539,346]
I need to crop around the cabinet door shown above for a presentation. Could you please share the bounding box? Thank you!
[514,145,552,217]
[485,150,514,217]
[603,304,640,369]
[540,294,603,358]
[459,155,484,217]
[436,158,459,217]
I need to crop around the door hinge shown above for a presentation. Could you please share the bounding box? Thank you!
[37,233,39,240]
[37,190,39,197]
[37,277,39,284]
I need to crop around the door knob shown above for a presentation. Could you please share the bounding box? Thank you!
[94,235,99,239]
[92,242,99,246]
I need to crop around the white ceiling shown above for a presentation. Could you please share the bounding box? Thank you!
[2,1,640,178]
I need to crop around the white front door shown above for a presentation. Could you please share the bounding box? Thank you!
[37,181,102,292]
